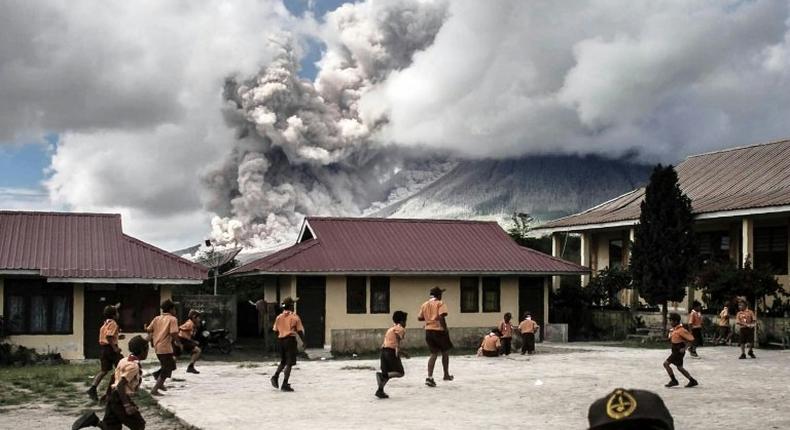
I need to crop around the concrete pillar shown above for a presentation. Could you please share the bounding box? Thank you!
[742,218,754,268]
[580,231,591,286]
[543,276,550,329]
[551,233,562,290]
[627,228,640,308]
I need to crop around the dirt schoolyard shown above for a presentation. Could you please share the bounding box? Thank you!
[150,344,790,430]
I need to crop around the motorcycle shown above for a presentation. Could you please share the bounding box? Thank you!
[193,320,233,355]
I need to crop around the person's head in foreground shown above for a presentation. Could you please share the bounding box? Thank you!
[128,335,149,360]
[588,388,674,430]
[392,310,408,328]
[281,296,297,311]
[429,286,444,300]
[161,299,176,315]
[669,313,681,327]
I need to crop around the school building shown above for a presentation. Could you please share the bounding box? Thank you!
[535,138,790,310]
[229,217,587,351]
[0,211,207,359]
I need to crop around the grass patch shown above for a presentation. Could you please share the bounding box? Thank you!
[237,362,260,369]
[0,362,97,410]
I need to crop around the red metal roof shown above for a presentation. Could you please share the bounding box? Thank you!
[231,217,587,275]
[540,138,790,230]
[0,211,207,281]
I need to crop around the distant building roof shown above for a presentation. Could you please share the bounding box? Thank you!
[538,139,790,232]
[0,211,207,283]
[230,217,587,275]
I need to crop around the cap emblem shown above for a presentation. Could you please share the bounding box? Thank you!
[606,389,637,420]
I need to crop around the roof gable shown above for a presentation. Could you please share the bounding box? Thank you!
[0,211,207,281]
[232,217,586,275]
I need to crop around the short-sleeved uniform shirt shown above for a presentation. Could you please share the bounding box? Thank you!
[273,310,304,338]
[481,334,501,351]
[418,298,448,331]
[99,319,120,346]
[718,309,729,327]
[147,314,179,354]
[669,325,694,344]
[498,321,513,338]
[736,309,756,327]
[519,319,538,334]
[112,356,142,396]
[382,324,406,350]
[179,320,196,340]
[688,310,703,328]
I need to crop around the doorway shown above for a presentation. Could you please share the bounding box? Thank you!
[296,276,326,348]
[518,277,545,341]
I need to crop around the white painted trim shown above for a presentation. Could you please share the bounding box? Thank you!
[0,269,40,276]
[297,219,317,243]
[233,270,588,277]
[695,205,790,220]
[533,219,638,235]
[46,278,203,285]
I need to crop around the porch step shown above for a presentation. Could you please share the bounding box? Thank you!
[304,348,334,360]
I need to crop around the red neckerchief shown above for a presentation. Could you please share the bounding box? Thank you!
[127,354,140,362]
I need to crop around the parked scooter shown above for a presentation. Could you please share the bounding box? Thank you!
[193,320,233,355]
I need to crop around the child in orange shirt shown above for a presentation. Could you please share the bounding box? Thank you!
[88,304,124,402]
[178,309,202,374]
[479,329,501,357]
[687,301,703,358]
[376,310,409,399]
[146,299,181,396]
[736,300,757,359]
[664,313,698,388]
[518,312,539,355]
[417,287,453,387]
[270,297,305,392]
[498,313,514,356]
[73,335,149,430]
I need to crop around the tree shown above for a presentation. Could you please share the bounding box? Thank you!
[629,165,698,330]
[507,212,551,254]
[696,259,786,314]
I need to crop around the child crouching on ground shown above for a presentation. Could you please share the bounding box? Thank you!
[478,329,501,357]
[376,310,409,399]
[73,335,149,430]
[664,313,698,388]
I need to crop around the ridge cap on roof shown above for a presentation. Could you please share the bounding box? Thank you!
[306,216,497,225]
[122,234,208,274]
[230,239,321,274]
[0,210,121,218]
[686,138,790,159]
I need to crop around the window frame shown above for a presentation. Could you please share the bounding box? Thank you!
[345,276,367,314]
[481,277,501,313]
[3,279,74,335]
[369,276,390,314]
[754,226,789,275]
[460,277,479,313]
[608,239,624,269]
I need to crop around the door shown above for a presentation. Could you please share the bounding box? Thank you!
[84,286,119,359]
[296,276,326,348]
[519,277,545,341]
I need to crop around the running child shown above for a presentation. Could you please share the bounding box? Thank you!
[72,335,150,430]
[87,304,123,402]
[376,310,409,399]
[146,299,180,396]
[663,313,698,388]
[178,309,202,374]
[736,300,757,359]
[417,286,453,387]
[498,313,514,355]
[714,304,731,345]
[270,297,305,392]
[479,329,501,357]
[518,312,539,355]
[687,301,703,358]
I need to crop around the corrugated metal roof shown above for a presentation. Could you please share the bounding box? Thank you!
[0,211,207,281]
[231,217,587,275]
[540,139,790,229]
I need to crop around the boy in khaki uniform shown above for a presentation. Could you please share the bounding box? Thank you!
[270,297,305,392]
[418,287,453,387]
[664,313,698,388]
[519,312,539,355]
[687,301,703,358]
[736,300,757,359]
[479,329,501,357]
[178,309,202,374]
[375,310,409,399]
[88,304,124,401]
[73,335,149,430]
[145,299,180,396]
[498,313,514,355]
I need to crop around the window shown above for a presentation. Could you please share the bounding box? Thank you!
[697,231,731,263]
[482,277,501,312]
[460,277,479,313]
[346,276,367,314]
[115,286,160,332]
[4,279,73,334]
[370,277,390,314]
[754,226,789,274]
[608,240,624,269]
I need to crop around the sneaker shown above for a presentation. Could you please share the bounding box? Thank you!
[270,375,279,389]
[664,379,679,388]
[739,353,746,359]
[376,372,384,389]
[187,365,200,374]
[748,350,756,359]
[281,383,294,392]
[152,369,161,380]
[375,388,389,399]
[685,379,698,388]
[86,386,98,402]
[443,375,454,381]
[425,378,436,387]
[72,412,100,430]
[151,389,164,396]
